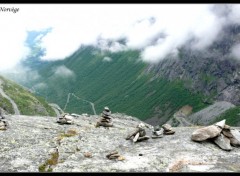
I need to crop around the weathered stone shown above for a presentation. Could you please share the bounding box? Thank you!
[214,119,226,129]
[136,136,150,142]
[164,130,175,135]
[222,129,233,138]
[84,152,92,158]
[162,124,172,131]
[229,137,240,147]
[227,129,240,147]
[191,125,222,141]
[106,151,118,158]
[230,129,240,142]
[213,134,232,151]
[223,124,230,130]
[0,121,7,130]
[152,128,164,138]
[133,132,140,143]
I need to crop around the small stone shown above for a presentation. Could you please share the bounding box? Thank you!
[164,130,175,135]
[84,152,92,158]
[162,124,172,131]
[117,156,125,161]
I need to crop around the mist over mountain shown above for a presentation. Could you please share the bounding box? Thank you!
[1,4,240,126]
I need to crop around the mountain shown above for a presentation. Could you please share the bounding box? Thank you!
[18,46,208,125]
[5,24,240,126]
[1,113,240,172]
[0,75,56,116]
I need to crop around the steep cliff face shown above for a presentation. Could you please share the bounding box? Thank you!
[146,24,240,106]
[1,113,240,172]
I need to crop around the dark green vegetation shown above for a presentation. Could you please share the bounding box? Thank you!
[213,106,240,126]
[0,75,56,116]
[24,45,207,123]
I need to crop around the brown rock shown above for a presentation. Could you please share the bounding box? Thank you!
[84,152,92,158]
[223,124,231,130]
[164,130,175,135]
[229,137,240,147]
[222,129,233,138]
[191,125,222,141]
[106,151,118,158]
[162,124,172,131]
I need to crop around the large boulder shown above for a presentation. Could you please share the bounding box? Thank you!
[191,119,226,142]
[191,125,222,141]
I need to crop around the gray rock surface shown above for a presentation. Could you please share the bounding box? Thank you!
[0,113,240,172]
[213,134,232,151]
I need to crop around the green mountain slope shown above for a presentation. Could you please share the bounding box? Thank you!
[0,75,56,116]
[213,106,240,126]
[23,46,208,123]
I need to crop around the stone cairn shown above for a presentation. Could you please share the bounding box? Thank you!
[0,113,8,130]
[191,119,240,151]
[151,123,175,139]
[57,113,74,125]
[96,107,113,127]
[126,123,150,143]
[106,151,125,161]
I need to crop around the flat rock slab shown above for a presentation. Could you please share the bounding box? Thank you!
[213,134,232,151]
[0,114,240,172]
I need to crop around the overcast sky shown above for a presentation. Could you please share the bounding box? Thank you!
[1,4,240,70]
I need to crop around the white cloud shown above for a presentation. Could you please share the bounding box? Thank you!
[231,43,240,60]
[33,82,47,90]
[103,57,112,62]
[1,4,240,69]
[53,65,75,78]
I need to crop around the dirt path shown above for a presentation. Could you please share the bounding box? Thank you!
[0,87,20,115]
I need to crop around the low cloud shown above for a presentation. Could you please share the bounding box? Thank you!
[32,82,47,90]
[103,57,112,62]
[231,43,240,60]
[53,65,75,78]
[0,65,40,84]
[1,4,240,70]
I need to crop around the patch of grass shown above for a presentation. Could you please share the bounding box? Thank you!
[38,163,47,172]
[38,151,59,172]
[213,106,240,126]
[0,95,14,114]
[59,129,78,139]
[0,75,56,116]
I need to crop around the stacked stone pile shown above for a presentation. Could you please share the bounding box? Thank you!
[126,123,150,143]
[96,107,113,127]
[57,113,74,125]
[191,119,240,151]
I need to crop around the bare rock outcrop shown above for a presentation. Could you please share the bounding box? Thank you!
[1,114,240,172]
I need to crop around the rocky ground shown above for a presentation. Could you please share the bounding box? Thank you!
[0,113,240,172]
